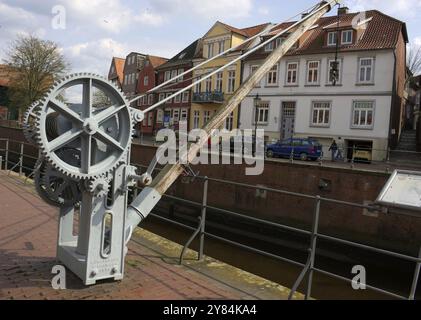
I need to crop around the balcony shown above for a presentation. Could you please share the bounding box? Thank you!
[193,91,224,104]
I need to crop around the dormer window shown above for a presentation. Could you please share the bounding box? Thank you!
[341,30,353,45]
[327,32,337,46]
[265,41,274,52]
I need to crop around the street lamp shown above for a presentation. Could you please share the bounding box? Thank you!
[253,93,262,155]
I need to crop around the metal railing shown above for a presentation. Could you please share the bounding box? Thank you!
[192,91,224,103]
[1,137,421,300]
[132,162,421,300]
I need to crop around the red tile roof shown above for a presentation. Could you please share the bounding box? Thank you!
[260,10,408,57]
[113,57,125,84]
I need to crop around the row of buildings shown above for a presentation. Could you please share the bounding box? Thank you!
[108,7,415,160]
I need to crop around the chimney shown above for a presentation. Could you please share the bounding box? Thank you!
[338,6,349,15]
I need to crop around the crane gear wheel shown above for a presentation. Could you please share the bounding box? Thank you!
[35,73,134,181]
[23,102,42,144]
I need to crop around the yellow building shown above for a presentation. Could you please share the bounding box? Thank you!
[190,22,270,131]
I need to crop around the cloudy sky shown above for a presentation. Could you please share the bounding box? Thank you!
[1,0,420,76]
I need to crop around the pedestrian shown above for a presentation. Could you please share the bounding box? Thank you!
[329,140,338,162]
[336,137,344,161]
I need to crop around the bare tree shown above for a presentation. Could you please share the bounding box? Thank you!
[407,43,421,76]
[4,35,69,115]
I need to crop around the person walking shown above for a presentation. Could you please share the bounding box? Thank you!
[329,140,338,162]
[336,137,344,161]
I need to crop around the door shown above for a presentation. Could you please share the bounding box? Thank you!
[281,102,296,140]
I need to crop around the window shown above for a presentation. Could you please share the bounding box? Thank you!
[327,32,337,46]
[195,76,201,92]
[148,94,153,105]
[144,76,149,86]
[180,109,188,121]
[215,72,223,92]
[173,109,180,122]
[227,70,236,93]
[171,70,177,82]
[164,71,171,82]
[286,62,299,85]
[311,102,331,127]
[193,111,200,129]
[352,101,374,128]
[276,38,283,47]
[218,40,225,54]
[205,76,212,92]
[148,112,153,127]
[182,91,190,103]
[307,61,320,85]
[358,58,374,84]
[124,75,128,85]
[207,43,214,58]
[327,59,342,85]
[177,69,184,82]
[265,41,274,52]
[174,94,181,103]
[255,101,269,124]
[225,112,234,131]
[266,65,278,86]
[165,93,172,104]
[159,93,165,101]
[157,109,164,123]
[250,65,261,87]
[341,30,353,45]
[203,111,211,124]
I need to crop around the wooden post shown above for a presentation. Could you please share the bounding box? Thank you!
[150,1,336,195]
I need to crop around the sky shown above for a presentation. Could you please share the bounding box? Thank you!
[0,0,420,76]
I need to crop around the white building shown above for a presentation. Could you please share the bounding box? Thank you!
[239,8,408,161]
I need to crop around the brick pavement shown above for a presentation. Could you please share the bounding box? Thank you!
[0,172,249,300]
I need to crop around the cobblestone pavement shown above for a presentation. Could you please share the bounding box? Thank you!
[0,172,265,300]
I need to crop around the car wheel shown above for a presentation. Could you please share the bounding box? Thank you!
[300,153,308,161]
[267,150,274,158]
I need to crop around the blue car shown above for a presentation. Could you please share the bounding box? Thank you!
[266,138,322,161]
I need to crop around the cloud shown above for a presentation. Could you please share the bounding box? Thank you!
[148,0,253,20]
[258,7,270,16]
[345,0,421,18]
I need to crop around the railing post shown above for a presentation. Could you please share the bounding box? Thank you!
[409,246,421,300]
[350,145,355,169]
[305,195,321,300]
[19,142,24,176]
[5,139,9,170]
[199,177,208,261]
[0,156,2,171]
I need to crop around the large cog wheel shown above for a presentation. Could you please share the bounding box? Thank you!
[35,73,134,180]
[23,101,42,144]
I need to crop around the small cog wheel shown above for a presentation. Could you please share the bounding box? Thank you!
[23,101,42,144]
[34,73,134,181]
[85,177,110,198]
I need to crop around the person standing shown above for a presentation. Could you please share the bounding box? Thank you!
[329,140,338,162]
[336,137,345,161]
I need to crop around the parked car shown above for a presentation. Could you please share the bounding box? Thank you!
[266,138,322,161]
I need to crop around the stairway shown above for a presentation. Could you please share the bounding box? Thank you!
[396,130,417,152]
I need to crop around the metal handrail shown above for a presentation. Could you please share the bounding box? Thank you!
[1,137,420,299]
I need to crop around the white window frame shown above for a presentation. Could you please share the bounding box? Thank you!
[195,76,201,92]
[250,65,261,87]
[157,109,164,123]
[165,93,172,104]
[215,72,223,92]
[327,58,343,85]
[266,64,279,86]
[203,111,211,125]
[180,109,188,121]
[255,101,270,125]
[174,94,181,103]
[148,94,153,105]
[218,40,225,54]
[311,101,331,127]
[193,110,200,129]
[143,76,149,86]
[182,91,190,103]
[171,70,177,82]
[207,43,214,58]
[285,61,299,86]
[177,69,184,82]
[159,93,165,101]
[164,71,171,82]
[327,32,337,46]
[351,101,375,129]
[227,70,236,93]
[173,109,180,122]
[306,60,321,85]
[341,30,353,45]
[358,57,375,84]
[264,41,274,52]
[205,76,212,92]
